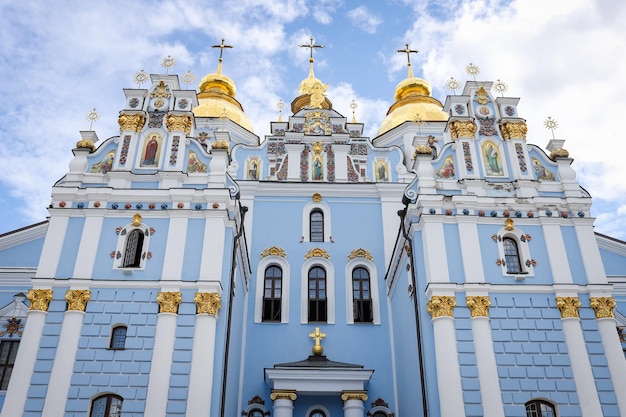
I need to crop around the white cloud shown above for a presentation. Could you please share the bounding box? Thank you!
[347,5,383,34]
[309,0,341,24]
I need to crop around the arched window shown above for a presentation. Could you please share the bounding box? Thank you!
[352,267,372,323]
[310,210,324,242]
[248,409,264,417]
[0,340,19,390]
[525,399,556,417]
[503,237,522,274]
[90,394,123,417]
[308,267,327,322]
[309,410,326,417]
[122,229,144,268]
[109,325,127,350]
[263,266,282,322]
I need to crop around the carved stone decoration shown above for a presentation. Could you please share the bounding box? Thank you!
[270,390,298,401]
[475,86,489,105]
[65,290,91,312]
[341,391,368,401]
[150,80,172,98]
[500,121,528,140]
[27,289,53,311]
[118,113,146,132]
[166,114,193,134]
[260,246,287,258]
[556,296,581,318]
[466,296,491,317]
[347,248,373,261]
[312,193,322,202]
[504,218,515,231]
[132,213,143,227]
[426,295,456,318]
[549,148,570,160]
[304,248,330,260]
[194,292,221,316]
[157,291,182,314]
[590,297,616,319]
[449,120,477,140]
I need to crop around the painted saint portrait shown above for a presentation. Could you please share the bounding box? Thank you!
[91,150,115,173]
[312,156,323,181]
[376,160,389,182]
[532,157,555,181]
[482,141,504,176]
[186,151,207,173]
[436,155,455,179]
[247,158,260,180]
[141,134,162,167]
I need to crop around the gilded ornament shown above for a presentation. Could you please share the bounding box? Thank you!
[166,114,193,134]
[132,213,142,227]
[590,297,616,319]
[475,86,489,105]
[504,218,515,231]
[312,141,324,155]
[118,113,146,132]
[413,145,433,157]
[549,148,570,160]
[304,248,330,260]
[212,140,230,150]
[260,246,286,258]
[270,390,297,401]
[85,108,100,130]
[347,248,373,261]
[157,291,182,314]
[466,296,491,317]
[27,289,53,311]
[194,292,221,316]
[312,193,322,202]
[449,120,477,140]
[341,391,368,401]
[500,121,528,140]
[75,139,95,151]
[556,296,581,318]
[151,80,171,98]
[65,290,91,312]
[426,295,456,318]
[309,326,326,355]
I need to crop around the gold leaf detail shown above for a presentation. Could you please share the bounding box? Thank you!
[549,148,570,160]
[449,120,477,140]
[157,291,182,314]
[426,295,456,318]
[260,246,286,258]
[556,296,581,318]
[27,289,53,312]
[504,218,514,231]
[341,391,368,401]
[347,248,373,261]
[118,113,146,132]
[194,292,222,316]
[65,290,91,312]
[270,390,297,401]
[132,213,142,227]
[500,121,528,140]
[466,296,491,317]
[75,139,95,151]
[212,140,229,150]
[413,145,433,157]
[312,193,322,202]
[304,248,330,260]
[166,114,193,134]
[590,297,616,319]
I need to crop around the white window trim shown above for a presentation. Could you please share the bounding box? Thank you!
[112,221,151,271]
[302,201,332,243]
[496,226,534,278]
[255,256,290,324]
[345,258,381,325]
[301,257,335,324]
[305,405,331,417]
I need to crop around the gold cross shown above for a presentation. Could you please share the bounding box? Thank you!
[212,38,233,61]
[299,36,324,60]
[397,43,419,67]
[308,327,326,355]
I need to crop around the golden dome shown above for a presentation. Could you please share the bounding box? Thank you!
[377,66,448,136]
[193,60,254,132]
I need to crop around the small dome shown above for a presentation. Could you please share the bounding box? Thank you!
[291,58,332,113]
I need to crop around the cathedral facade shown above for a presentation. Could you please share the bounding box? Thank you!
[0,43,625,417]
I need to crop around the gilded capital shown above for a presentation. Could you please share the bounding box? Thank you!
[500,121,528,140]
[27,289,53,312]
[166,114,193,134]
[261,246,286,258]
[427,295,456,318]
[157,291,182,314]
[341,391,368,401]
[449,120,477,140]
[304,248,330,260]
[118,113,146,132]
[194,292,221,316]
[590,297,616,319]
[65,290,91,312]
[270,390,297,401]
[556,296,581,318]
[466,296,490,317]
[347,248,373,261]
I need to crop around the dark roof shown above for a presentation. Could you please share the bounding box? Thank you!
[595,232,626,245]
[0,220,48,238]
[273,355,364,369]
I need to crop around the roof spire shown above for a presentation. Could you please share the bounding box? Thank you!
[299,36,324,78]
[212,38,233,74]
[397,43,419,78]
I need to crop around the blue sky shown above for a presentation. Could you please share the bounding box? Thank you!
[1,0,625,239]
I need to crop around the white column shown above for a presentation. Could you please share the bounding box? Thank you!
[422,222,449,283]
[575,222,609,285]
[541,221,573,284]
[36,216,69,278]
[162,216,188,281]
[342,396,366,417]
[41,310,85,417]
[144,312,178,417]
[270,392,296,417]
[73,215,103,279]
[457,220,485,283]
[0,310,47,417]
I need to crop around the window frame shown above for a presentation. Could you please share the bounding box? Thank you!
[525,399,557,417]
[90,393,123,417]
[346,258,381,325]
[352,266,373,323]
[0,340,19,390]
[301,257,335,324]
[113,221,151,271]
[502,237,522,274]
[262,265,283,322]
[310,209,324,242]
[308,266,328,323]
[301,201,332,243]
[109,325,127,350]
[255,255,290,324]
[495,226,534,278]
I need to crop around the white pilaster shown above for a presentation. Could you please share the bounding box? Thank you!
[272,397,295,417]
[432,316,465,416]
[186,314,218,416]
[597,318,626,415]
[470,316,504,417]
[343,398,365,417]
[41,310,85,417]
[199,217,226,281]
[574,222,609,285]
[422,221,450,283]
[73,215,103,279]
[36,216,69,278]
[162,216,188,280]
[457,219,485,283]
[541,221,573,284]
[0,310,47,417]
[144,312,177,417]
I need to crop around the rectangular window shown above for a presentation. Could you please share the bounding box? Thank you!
[0,341,19,390]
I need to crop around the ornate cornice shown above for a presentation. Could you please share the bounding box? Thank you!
[466,296,490,317]
[194,292,221,316]
[166,114,193,134]
[261,246,286,258]
[347,248,373,261]
[304,248,330,260]
[426,295,456,318]
[556,296,581,318]
[157,291,182,314]
[590,297,616,319]
[65,290,91,312]
[500,121,527,140]
[341,391,368,401]
[449,120,477,140]
[27,289,53,312]
[118,113,146,132]
[270,390,297,401]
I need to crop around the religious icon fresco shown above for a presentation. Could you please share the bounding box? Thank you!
[435,155,456,179]
[247,158,260,180]
[186,151,207,173]
[141,134,162,167]
[481,140,504,176]
[312,156,324,181]
[376,160,389,182]
[531,157,555,181]
[91,150,115,173]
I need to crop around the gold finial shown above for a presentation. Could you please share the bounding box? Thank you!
[465,62,480,81]
[182,70,196,89]
[445,77,461,94]
[350,100,358,123]
[277,99,284,121]
[132,213,142,227]
[544,116,559,139]
[161,55,176,75]
[299,36,324,78]
[312,193,322,202]
[397,43,419,79]
[309,327,326,355]
[212,38,233,74]
[86,108,99,130]
[133,69,149,87]
[493,79,508,97]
